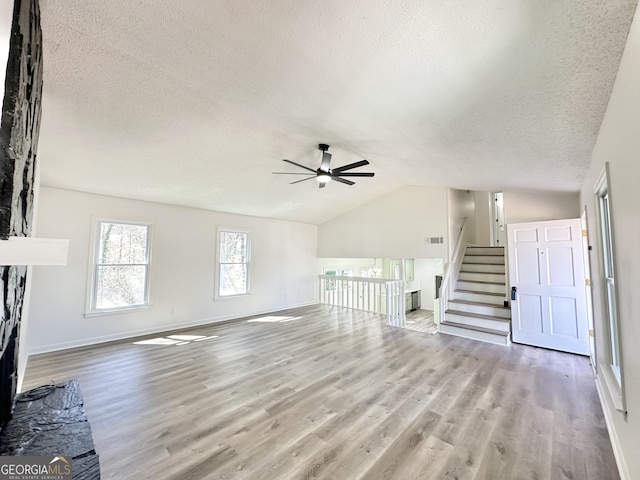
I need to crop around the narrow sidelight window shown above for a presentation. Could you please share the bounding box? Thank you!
[594,162,625,412]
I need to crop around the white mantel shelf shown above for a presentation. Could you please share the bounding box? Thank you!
[0,237,69,266]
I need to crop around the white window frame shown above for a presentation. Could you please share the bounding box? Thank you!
[85,219,152,316]
[594,163,626,412]
[215,227,251,300]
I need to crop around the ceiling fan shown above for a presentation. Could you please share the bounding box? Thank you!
[273,144,374,188]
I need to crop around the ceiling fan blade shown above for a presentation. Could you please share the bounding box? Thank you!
[282,159,317,173]
[331,176,355,186]
[319,182,326,189]
[333,172,374,177]
[332,159,369,173]
[320,152,332,172]
[290,176,316,184]
[272,172,315,175]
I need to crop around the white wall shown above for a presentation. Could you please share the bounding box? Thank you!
[414,258,444,306]
[473,191,491,245]
[579,7,640,479]
[503,190,580,224]
[317,186,448,259]
[447,189,475,257]
[27,187,318,354]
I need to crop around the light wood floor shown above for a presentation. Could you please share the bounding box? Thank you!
[23,305,619,480]
[403,309,436,334]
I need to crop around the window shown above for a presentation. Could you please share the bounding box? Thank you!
[217,229,250,297]
[599,191,621,380]
[88,220,151,313]
[594,163,625,412]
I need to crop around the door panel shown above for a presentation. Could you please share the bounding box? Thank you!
[514,228,538,243]
[518,295,544,332]
[549,297,578,337]
[508,219,589,355]
[546,248,575,286]
[545,225,573,242]
[514,248,541,284]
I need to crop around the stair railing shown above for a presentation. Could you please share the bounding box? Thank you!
[318,275,405,326]
[385,280,406,327]
[438,217,471,328]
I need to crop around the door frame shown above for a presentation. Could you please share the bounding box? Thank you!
[507,218,590,355]
[581,207,597,371]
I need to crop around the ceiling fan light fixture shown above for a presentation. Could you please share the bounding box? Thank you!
[274,143,373,188]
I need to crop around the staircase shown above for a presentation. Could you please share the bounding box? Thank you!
[439,246,511,345]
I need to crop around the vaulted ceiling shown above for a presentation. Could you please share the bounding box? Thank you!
[36,0,638,224]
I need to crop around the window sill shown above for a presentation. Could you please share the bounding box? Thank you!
[214,293,251,302]
[84,304,151,318]
[601,364,626,413]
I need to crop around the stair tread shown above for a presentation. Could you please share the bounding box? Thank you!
[460,270,505,274]
[464,248,504,257]
[440,320,510,336]
[445,309,511,322]
[455,289,505,297]
[458,280,506,285]
[449,299,510,309]
[462,262,505,266]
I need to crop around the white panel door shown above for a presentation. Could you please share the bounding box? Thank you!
[508,219,589,355]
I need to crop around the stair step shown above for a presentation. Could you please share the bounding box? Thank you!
[445,309,511,323]
[444,309,511,333]
[454,289,507,305]
[447,301,511,319]
[441,320,509,336]
[465,247,504,256]
[459,271,505,283]
[463,256,505,265]
[455,289,504,297]
[439,321,511,346]
[461,263,505,273]
[457,280,506,294]
[449,299,510,309]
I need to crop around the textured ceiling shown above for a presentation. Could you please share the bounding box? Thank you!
[37,0,638,224]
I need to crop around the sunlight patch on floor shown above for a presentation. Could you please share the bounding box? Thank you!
[134,334,219,346]
[247,316,303,323]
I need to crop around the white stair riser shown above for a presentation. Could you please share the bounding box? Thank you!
[461,263,505,273]
[448,302,511,318]
[463,255,505,265]
[439,324,511,346]
[466,248,504,256]
[445,312,511,332]
[456,281,505,294]
[459,272,505,283]
[455,291,506,305]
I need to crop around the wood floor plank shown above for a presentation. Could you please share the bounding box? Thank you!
[21,305,620,480]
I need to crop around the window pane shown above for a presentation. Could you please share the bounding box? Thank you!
[96,265,146,308]
[220,263,247,296]
[219,232,247,263]
[99,223,149,264]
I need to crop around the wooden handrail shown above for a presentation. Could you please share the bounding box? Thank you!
[439,217,470,327]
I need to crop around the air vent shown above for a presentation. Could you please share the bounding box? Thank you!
[425,236,444,245]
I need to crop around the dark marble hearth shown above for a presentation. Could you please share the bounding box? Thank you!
[0,379,101,479]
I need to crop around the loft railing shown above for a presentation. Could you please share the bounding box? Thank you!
[318,275,406,327]
[438,217,471,327]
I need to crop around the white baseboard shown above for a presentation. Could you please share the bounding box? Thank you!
[595,375,630,480]
[28,301,317,355]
